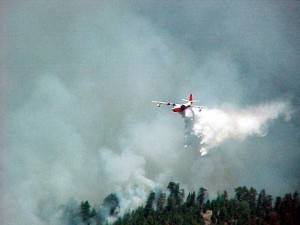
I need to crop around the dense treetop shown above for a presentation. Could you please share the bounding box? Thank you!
[61,182,299,225]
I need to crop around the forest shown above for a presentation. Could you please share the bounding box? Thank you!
[61,182,300,225]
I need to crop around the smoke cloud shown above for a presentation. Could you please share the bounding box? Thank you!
[1,0,299,224]
[99,148,157,211]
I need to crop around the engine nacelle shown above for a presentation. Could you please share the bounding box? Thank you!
[157,103,161,107]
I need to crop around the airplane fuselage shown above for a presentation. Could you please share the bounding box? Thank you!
[172,103,191,112]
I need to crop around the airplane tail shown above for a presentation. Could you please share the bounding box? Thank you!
[182,94,196,102]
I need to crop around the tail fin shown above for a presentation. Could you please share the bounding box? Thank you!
[189,94,193,101]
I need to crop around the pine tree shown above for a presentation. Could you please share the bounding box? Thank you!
[90,208,97,218]
[235,186,249,202]
[167,182,184,208]
[293,191,300,225]
[219,206,228,224]
[186,192,196,208]
[157,193,166,213]
[221,190,228,201]
[197,187,207,210]
[236,201,251,225]
[203,199,211,212]
[166,193,176,211]
[280,193,294,225]
[102,193,120,216]
[80,201,91,221]
[248,187,257,215]
[274,196,282,212]
[256,189,267,219]
[144,192,155,217]
[226,199,236,223]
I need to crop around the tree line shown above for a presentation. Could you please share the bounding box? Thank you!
[60,182,299,225]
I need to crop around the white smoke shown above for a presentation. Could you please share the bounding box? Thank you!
[184,101,292,156]
[99,148,158,215]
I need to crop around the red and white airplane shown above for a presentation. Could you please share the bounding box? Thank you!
[152,94,204,112]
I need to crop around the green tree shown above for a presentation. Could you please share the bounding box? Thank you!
[220,190,229,212]
[218,206,228,224]
[102,193,120,216]
[248,187,257,215]
[166,193,176,211]
[203,199,211,212]
[157,192,166,214]
[186,192,196,208]
[80,201,91,221]
[90,208,97,218]
[274,196,282,212]
[144,192,155,217]
[167,182,184,209]
[280,193,294,225]
[236,201,251,225]
[226,199,236,223]
[235,186,249,202]
[221,190,228,201]
[293,191,300,225]
[256,189,271,219]
[197,187,207,210]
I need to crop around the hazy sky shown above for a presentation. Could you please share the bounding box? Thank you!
[1,1,300,224]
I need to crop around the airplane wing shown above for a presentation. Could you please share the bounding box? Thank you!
[152,101,176,107]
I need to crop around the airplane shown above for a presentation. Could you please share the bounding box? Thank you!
[152,94,204,113]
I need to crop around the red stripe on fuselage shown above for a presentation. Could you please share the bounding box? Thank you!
[172,105,190,112]
[172,107,182,112]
